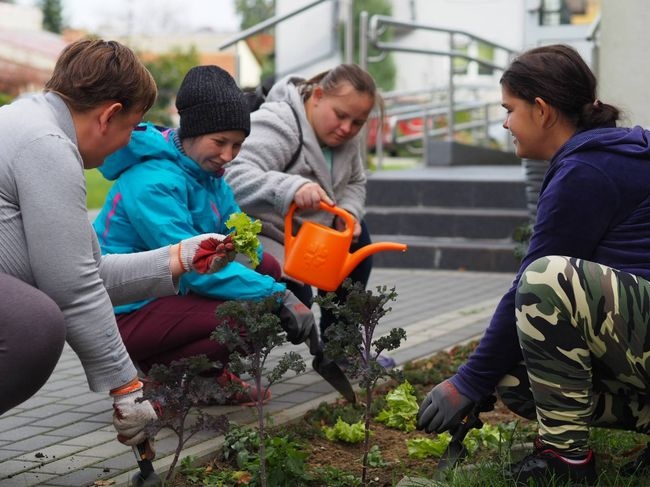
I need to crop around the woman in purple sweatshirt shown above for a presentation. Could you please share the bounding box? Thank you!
[417,44,650,485]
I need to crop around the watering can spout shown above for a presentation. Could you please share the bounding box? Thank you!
[284,202,408,292]
[343,242,407,277]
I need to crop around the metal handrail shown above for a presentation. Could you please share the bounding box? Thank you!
[390,101,504,145]
[586,12,602,41]
[219,0,356,76]
[371,99,504,156]
[218,0,330,50]
[367,15,517,72]
[360,12,517,167]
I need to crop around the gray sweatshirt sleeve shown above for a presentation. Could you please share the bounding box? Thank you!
[334,139,367,221]
[13,136,149,392]
[97,244,177,305]
[225,103,311,215]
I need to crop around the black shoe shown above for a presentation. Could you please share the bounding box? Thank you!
[509,438,597,486]
[620,441,650,476]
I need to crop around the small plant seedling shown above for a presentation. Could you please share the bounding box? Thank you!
[212,295,307,487]
[366,444,386,468]
[141,355,230,483]
[316,280,407,486]
[222,424,312,486]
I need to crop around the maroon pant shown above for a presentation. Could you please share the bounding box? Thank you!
[116,252,281,373]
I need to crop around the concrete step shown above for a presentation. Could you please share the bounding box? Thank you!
[371,234,521,273]
[366,205,529,239]
[367,166,526,209]
[366,165,528,273]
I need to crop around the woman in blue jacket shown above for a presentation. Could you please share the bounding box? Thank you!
[417,44,650,485]
[93,65,314,405]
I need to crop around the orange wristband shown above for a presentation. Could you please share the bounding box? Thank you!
[177,243,188,272]
[110,378,143,396]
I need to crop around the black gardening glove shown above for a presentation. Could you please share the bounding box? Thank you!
[416,378,475,434]
[278,290,315,345]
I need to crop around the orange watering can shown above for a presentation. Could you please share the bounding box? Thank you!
[284,202,407,291]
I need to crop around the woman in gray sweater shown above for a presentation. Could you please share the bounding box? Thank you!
[225,64,381,340]
[0,39,233,457]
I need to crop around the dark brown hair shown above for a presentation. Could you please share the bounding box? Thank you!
[299,63,384,118]
[45,39,157,114]
[500,44,619,130]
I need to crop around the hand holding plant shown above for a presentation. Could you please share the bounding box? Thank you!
[225,212,262,268]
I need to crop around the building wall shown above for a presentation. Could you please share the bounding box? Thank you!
[0,3,66,95]
[0,2,41,30]
[110,32,261,88]
[598,0,650,127]
[274,0,524,89]
[388,0,524,92]
[276,0,341,78]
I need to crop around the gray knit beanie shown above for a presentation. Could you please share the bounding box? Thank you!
[175,65,250,139]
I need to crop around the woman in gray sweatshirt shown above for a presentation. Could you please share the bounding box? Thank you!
[0,39,233,457]
[225,64,381,339]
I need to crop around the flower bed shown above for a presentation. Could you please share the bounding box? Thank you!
[164,340,650,486]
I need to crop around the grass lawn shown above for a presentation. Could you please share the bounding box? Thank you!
[85,168,113,209]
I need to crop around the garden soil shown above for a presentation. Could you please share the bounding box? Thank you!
[166,400,528,487]
[165,341,538,486]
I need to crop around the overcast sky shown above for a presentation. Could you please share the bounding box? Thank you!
[16,0,240,34]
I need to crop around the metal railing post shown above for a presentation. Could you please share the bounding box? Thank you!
[359,11,368,70]
[447,32,455,142]
[359,11,369,167]
[422,106,430,165]
[344,0,354,64]
[483,103,490,143]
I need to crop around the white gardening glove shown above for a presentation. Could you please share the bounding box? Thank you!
[178,233,236,273]
[110,380,158,448]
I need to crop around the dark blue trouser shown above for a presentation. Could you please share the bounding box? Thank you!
[0,273,65,414]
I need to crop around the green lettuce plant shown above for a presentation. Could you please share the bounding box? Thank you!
[225,212,262,268]
[322,417,366,444]
[375,380,418,432]
[406,422,516,459]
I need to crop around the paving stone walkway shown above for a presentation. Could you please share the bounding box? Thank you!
[0,268,515,486]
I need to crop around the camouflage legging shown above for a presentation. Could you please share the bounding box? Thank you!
[496,256,650,454]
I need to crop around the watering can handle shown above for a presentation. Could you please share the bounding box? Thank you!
[285,201,356,241]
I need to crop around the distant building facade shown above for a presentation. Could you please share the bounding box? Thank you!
[0,2,67,96]
[0,2,258,99]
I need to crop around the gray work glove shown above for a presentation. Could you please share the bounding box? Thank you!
[178,233,236,273]
[278,290,315,344]
[416,378,474,434]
